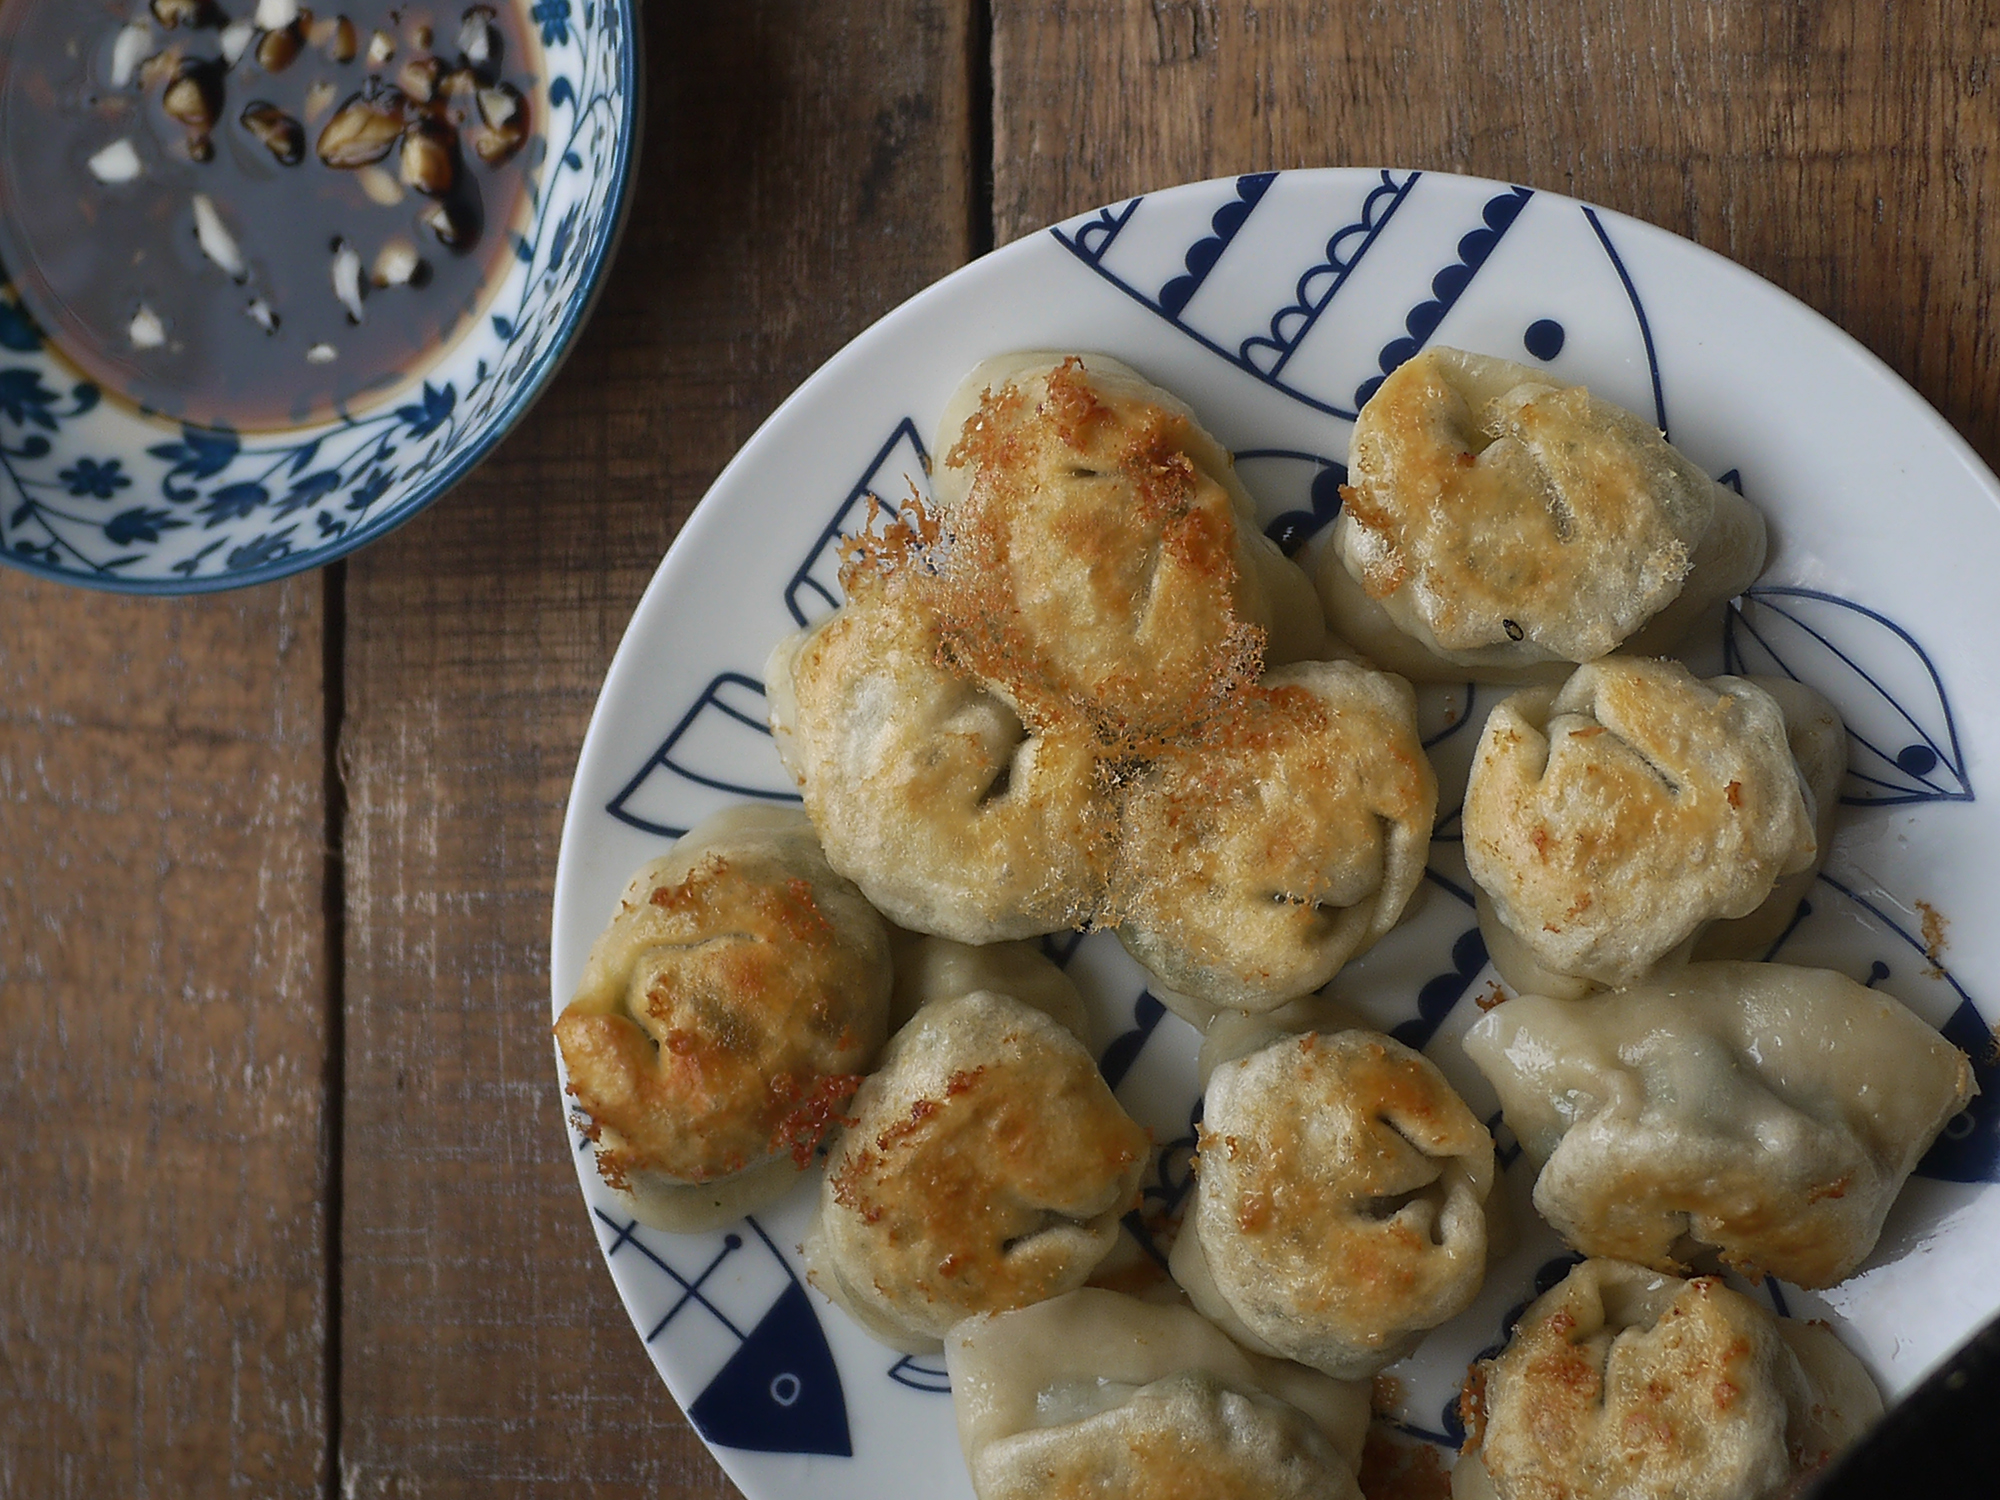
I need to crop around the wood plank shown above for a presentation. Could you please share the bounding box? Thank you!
[333,4,974,1494]
[990,0,2000,467]
[0,573,330,1498]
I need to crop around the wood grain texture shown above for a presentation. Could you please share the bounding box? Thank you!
[991,0,2000,467]
[9,3,2000,1496]
[0,574,330,1499]
[333,3,973,1495]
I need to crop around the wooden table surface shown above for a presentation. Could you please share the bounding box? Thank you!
[5,2,1997,1494]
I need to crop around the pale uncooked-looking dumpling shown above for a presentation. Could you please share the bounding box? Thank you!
[1464,658,1817,993]
[1463,962,1974,1287]
[947,1288,1370,1500]
[768,567,1111,943]
[1319,346,1766,682]
[804,989,1148,1352]
[887,928,1091,1039]
[1109,659,1437,1017]
[1454,1260,1881,1500]
[554,806,893,1232]
[1171,1017,1495,1377]
[932,351,1326,745]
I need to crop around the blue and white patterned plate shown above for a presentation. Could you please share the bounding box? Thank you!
[552,169,2000,1499]
[0,0,637,595]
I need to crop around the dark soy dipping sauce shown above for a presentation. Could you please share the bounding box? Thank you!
[0,0,536,431]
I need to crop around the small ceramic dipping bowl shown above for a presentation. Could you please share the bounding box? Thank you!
[0,0,638,594]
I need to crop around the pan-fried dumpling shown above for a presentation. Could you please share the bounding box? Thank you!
[554,806,894,1232]
[1464,658,1817,993]
[947,1288,1369,1500]
[1109,659,1437,1017]
[931,351,1326,743]
[887,929,1091,1038]
[770,353,1361,953]
[1696,676,1846,958]
[804,989,1148,1352]
[768,566,1112,943]
[1319,347,1766,682]
[1462,962,1974,1287]
[1171,1019,1495,1377]
[1454,1260,1881,1500]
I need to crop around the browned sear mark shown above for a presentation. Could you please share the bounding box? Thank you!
[768,1072,864,1168]
[1917,899,1949,977]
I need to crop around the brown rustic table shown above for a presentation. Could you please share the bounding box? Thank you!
[5,2,1997,1494]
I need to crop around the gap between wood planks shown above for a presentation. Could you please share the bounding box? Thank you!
[308,6,1003,1495]
[322,556,347,1500]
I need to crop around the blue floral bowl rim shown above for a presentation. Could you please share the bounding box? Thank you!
[0,1,644,598]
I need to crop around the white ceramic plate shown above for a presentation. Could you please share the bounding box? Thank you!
[551,168,2000,1499]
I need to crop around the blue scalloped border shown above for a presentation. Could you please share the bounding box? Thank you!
[1049,169,1431,421]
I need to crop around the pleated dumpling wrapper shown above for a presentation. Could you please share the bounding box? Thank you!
[886,928,1092,1039]
[946,1288,1370,1500]
[770,351,1430,1005]
[804,989,1148,1352]
[1463,962,1974,1287]
[1318,346,1766,683]
[1454,1260,1881,1500]
[1171,1004,1496,1377]
[927,350,1327,743]
[1464,658,1820,995]
[1694,675,1848,960]
[554,805,894,1233]
[1110,659,1437,1019]
[768,562,1112,942]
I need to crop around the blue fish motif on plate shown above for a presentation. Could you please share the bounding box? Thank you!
[786,418,931,627]
[606,673,799,839]
[1051,171,1664,431]
[598,1211,852,1457]
[1725,586,1973,806]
